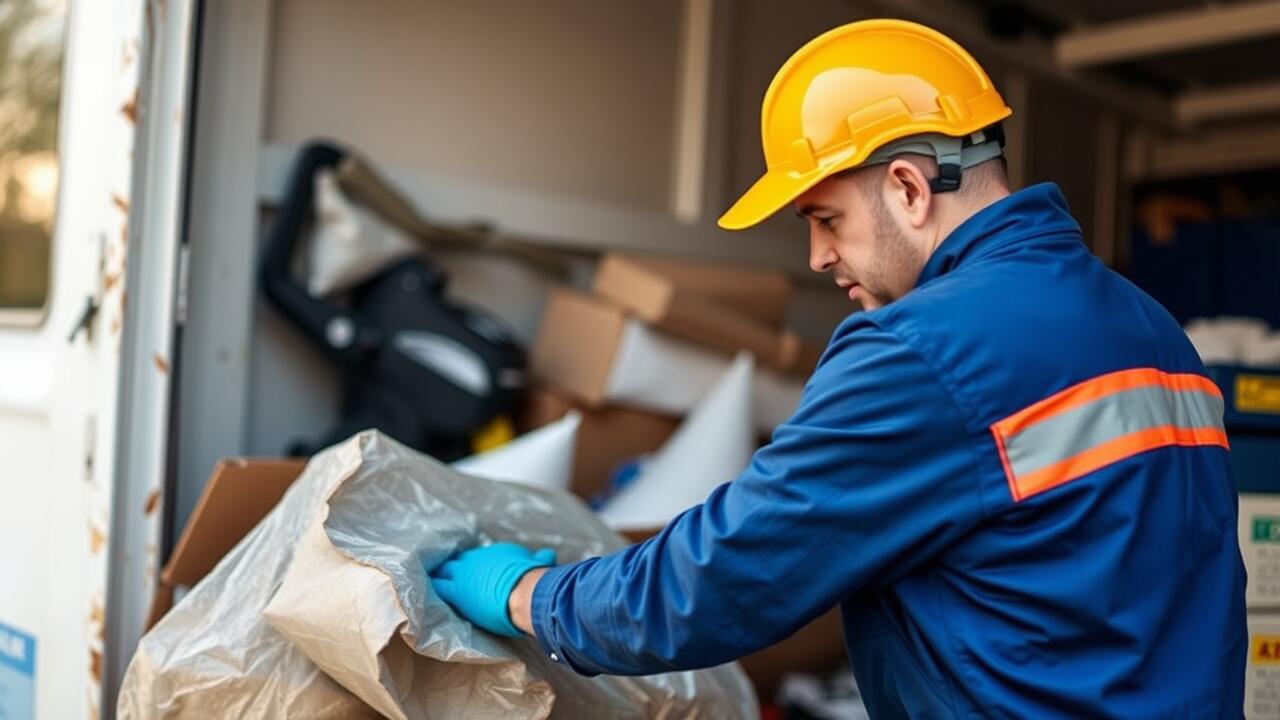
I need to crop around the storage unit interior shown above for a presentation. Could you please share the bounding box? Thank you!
[166,0,1280,706]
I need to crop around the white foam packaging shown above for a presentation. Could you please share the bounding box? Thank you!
[452,411,582,491]
[605,317,803,433]
[600,354,755,530]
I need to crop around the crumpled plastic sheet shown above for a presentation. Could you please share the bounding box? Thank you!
[118,431,758,719]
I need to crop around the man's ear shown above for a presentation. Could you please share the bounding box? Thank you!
[885,158,932,229]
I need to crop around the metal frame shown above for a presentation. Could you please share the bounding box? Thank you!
[1176,79,1280,126]
[0,307,48,327]
[1128,123,1280,182]
[852,0,1175,129]
[1056,0,1280,68]
[257,141,804,267]
[103,0,199,712]
[173,0,275,548]
[671,0,715,224]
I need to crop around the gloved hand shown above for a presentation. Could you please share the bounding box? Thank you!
[429,542,556,637]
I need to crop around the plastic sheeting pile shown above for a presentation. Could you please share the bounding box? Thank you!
[599,353,755,530]
[1185,317,1280,368]
[118,430,757,719]
[452,411,582,491]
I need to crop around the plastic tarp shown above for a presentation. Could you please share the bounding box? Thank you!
[118,431,756,719]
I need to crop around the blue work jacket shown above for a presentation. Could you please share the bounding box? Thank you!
[532,183,1248,718]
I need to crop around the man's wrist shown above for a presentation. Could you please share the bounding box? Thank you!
[508,567,550,636]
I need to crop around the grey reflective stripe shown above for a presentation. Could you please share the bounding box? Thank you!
[1004,385,1225,480]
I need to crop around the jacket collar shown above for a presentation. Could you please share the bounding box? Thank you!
[915,182,1081,288]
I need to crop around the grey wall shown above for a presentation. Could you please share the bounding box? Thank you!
[267,0,682,212]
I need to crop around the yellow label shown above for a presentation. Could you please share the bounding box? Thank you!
[471,415,516,454]
[1236,375,1280,414]
[1253,635,1280,665]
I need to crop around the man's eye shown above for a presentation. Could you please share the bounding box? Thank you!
[816,216,836,230]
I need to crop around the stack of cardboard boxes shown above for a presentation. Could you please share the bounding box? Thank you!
[522,252,822,502]
[1240,495,1280,718]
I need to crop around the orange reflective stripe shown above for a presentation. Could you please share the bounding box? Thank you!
[1004,425,1229,502]
[992,423,1019,502]
[992,368,1222,439]
[992,368,1228,503]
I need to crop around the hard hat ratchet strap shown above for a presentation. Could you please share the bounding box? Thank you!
[862,125,1005,194]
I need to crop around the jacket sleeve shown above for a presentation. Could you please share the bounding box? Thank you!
[530,317,988,676]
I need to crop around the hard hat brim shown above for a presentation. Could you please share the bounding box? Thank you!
[717,150,859,231]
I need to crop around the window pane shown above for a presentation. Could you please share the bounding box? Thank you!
[0,0,67,311]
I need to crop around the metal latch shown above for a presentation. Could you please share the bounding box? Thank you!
[67,295,101,344]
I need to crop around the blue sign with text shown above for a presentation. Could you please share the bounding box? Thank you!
[0,621,35,720]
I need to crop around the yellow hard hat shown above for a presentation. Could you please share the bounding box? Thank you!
[718,19,1012,230]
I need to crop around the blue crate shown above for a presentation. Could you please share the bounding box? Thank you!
[1230,433,1280,494]
[1217,220,1280,330]
[1128,223,1214,326]
[1205,365,1280,433]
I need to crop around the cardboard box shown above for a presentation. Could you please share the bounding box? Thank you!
[593,254,820,373]
[602,252,793,329]
[531,288,807,433]
[518,386,680,501]
[145,458,307,629]
[1240,494,1280,608]
[1247,612,1280,719]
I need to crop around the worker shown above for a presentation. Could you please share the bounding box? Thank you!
[430,19,1247,717]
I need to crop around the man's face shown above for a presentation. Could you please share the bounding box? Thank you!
[794,168,927,311]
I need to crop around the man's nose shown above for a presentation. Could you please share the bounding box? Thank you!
[809,233,837,273]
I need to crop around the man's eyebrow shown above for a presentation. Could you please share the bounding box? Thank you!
[795,204,837,218]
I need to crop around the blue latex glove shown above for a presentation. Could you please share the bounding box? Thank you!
[429,543,556,637]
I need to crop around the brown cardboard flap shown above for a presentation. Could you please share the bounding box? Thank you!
[594,255,820,375]
[530,288,629,406]
[519,385,679,500]
[606,253,793,328]
[161,458,307,587]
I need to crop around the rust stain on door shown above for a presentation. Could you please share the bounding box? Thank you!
[144,487,162,514]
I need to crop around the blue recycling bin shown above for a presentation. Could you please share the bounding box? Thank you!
[1204,366,1280,493]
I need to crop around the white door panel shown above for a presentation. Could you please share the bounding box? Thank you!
[0,0,193,717]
